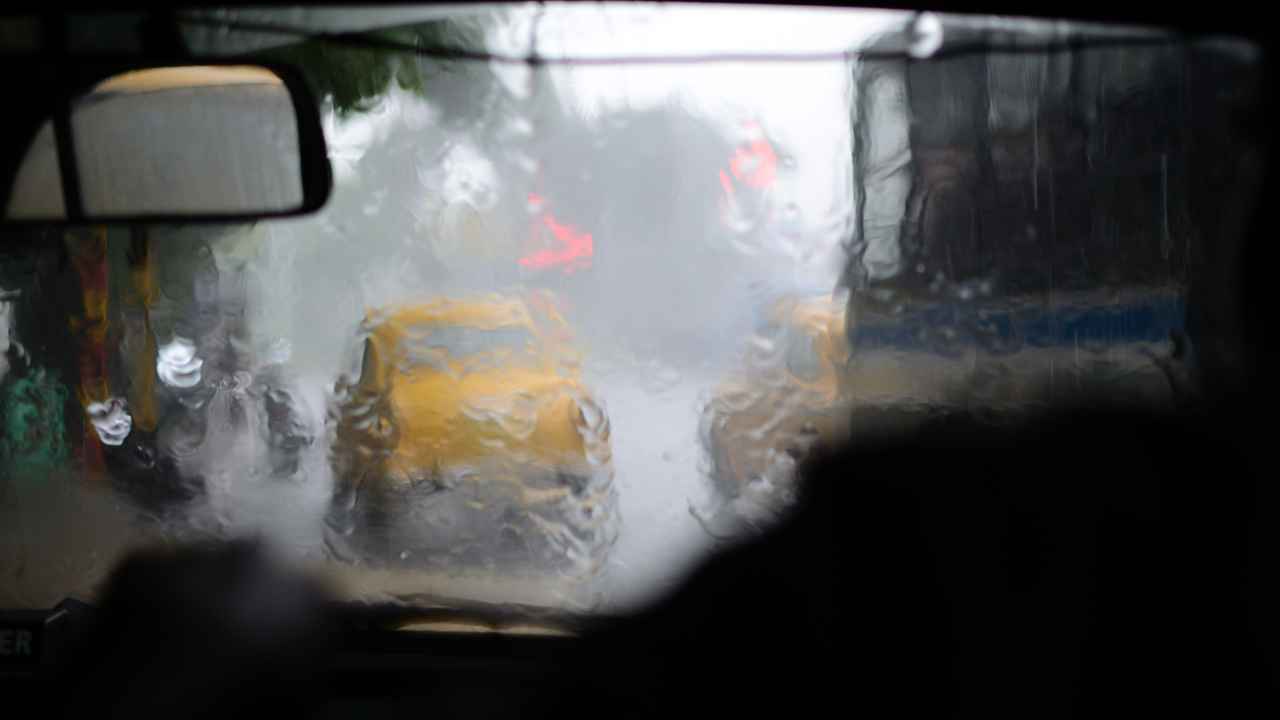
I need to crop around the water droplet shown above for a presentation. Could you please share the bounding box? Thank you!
[908,13,944,59]
[575,396,607,433]
[507,115,534,138]
[723,207,762,236]
[132,443,155,468]
[749,335,777,354]
[265,338,292,365]
[517,154,540,175]
[86,397,132,446]
[157,337,203,389]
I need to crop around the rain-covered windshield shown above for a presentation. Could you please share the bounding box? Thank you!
[785,332,823,383]
[392,322,541,377]
[408,325,536,358]
[0,4,1265,618]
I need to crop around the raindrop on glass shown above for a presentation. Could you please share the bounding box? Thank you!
[908,13,944,59]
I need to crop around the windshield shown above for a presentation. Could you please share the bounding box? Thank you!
[405,324,537,358]
[0,5,1264,619]
[785,330,824,383]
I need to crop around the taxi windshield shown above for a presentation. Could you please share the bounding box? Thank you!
[408,324,537,358]
[0,4,1263,621]
[785,331,824,383]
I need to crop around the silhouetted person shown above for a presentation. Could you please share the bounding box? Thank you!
[541,403,1270,719]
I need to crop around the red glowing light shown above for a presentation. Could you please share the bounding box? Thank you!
[519,212,593,273]
[718,170,735,200]
[717,123,779,224]
[728,135,777,189]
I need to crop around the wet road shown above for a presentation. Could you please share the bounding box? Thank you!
[585,359,723,612]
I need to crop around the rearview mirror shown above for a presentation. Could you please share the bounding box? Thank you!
[4,63,331,223]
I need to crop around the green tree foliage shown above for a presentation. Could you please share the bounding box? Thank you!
[255,21,486,116]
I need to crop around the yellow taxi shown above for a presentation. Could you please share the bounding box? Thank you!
[701,293,851,503]
[328,291,616,576]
